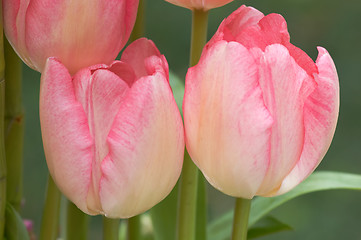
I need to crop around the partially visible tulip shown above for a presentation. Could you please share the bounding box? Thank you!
[164,0,233,11]
[40,38,184,218]
[3,0,138,74]
[183,5,339,198]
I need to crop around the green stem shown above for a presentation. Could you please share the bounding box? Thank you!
[39,175,61,240]
[129,0,146,42]
[176,151,199,240]
[66,201,88,240]
[4,38,24,211]
[231,198,252,240]
[196,174,207,240]
[176,9,208,240]
[189,9,209,67]
[103,217,119,240]
[0,13,6,237]
[127,215,141,240]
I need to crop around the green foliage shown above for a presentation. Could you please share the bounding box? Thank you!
[169,71,185,117]
[248,216,293,239]
[208,171,361,240]
[4,203,30,240]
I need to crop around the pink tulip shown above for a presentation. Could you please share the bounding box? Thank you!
[3,0,138,74]
[183,6,339,198]
[164,0,233,10]
[39,38,184,218]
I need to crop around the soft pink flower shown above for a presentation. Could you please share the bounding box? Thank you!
[183,5,339,198]
[3,0,138,74]
[40,38,184,218]
[164,0,233,10]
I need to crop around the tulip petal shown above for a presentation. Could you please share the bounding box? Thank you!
[184,41,273,198]
[121,38,167,79]
[207,5,264,49]
[86,69,129,213]
[25,0,138,74]
[40,58,94,214]
[256,44,317,196]
[99,72,184,218]
[275,47,339,195]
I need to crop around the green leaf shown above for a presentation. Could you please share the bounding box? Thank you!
[4,203,30,240]
[248,216,293,239]
[168,71,185,116]
[208,171,361,240]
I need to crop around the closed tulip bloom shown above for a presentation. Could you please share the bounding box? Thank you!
[183,6,339,198]
[3,0,138,74]
[40,38,184,218]
[164,0,233,10]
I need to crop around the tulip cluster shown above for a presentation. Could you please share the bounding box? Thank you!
[2,0,339,220]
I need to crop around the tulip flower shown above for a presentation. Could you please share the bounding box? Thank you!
[39,38,184,218]
[3,0,138,74]
[183,5,339,199]
[164,0,234,10]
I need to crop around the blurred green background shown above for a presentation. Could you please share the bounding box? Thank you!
[19,0,361,239]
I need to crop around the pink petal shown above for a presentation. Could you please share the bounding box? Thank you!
[99,73,184,218]
[3,0,34,68]
[216,9,318,77]
[275,47,339,195]
[184,41,273,198]
[39,58,94,214]
[206,5,264,50]
[256,44,317,196]
[85,69,129,212]
[108,61,136,87]
[121,38,167,79]
[25,0,138,74]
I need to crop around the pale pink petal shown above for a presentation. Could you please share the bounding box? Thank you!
[184,41,273,199]
[275,47,339,195]
[99,73,184,218]
[39,58,94,214]
[257,44,317,196]
[86,69,129,212]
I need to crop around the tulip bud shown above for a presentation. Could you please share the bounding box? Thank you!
[39,38,184,218]
[3,0,139,74]
[164,0,234,11]
[183,5,339,198]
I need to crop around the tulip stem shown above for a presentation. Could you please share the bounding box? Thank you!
[190,9,209,66]
[127,215,141,240]
[40,174,61,240]
[103,217,120,240]
[231,198,252,240]
[4,37,24,211]
[176,151,199,240]
[176,9,208,240]
[0,7,6,236]
[66,201,88,240]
